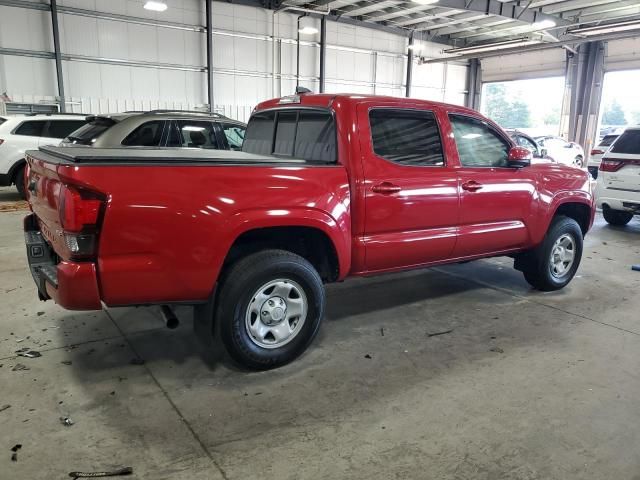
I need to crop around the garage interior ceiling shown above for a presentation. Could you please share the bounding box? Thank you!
[282,0,640,54]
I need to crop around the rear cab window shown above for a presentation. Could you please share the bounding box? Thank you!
[243,109,336,163]
[369,109,444,166]
[609,130,640,154]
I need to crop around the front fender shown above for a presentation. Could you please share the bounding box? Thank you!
[532,190,594,245]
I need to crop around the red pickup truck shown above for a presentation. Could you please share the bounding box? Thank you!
[23,94,595,369]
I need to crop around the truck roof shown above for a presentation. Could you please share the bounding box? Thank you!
[254,93,478,116]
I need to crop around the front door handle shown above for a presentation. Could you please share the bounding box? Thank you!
[372,182,401,194]
[461,180,483,192]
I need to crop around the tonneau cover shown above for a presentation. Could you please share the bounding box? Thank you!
[28,146,307,165]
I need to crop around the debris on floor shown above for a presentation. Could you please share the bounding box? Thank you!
[16,348,42,358]
[12,363,29,371]
[427,329,454,337]
[129,357,145,366]
[380,327,384,336]
[68,466,133,478]
[61,361,72,366]
[490,347,505,354]
[10,444,22,462]
[632,265,640,272]
[60,416,74,427]
[364,354,372,359]
[0,404,10,413]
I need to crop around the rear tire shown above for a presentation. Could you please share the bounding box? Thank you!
[14,164,26,199]
[520,215,583,291]
[602,206,633,226]
[574,156,584,168]
[217,249,325,370]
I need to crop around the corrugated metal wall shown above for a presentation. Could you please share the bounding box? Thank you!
[0,0,468,122]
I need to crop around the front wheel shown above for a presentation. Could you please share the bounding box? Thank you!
[14,164,26,199]
[520,216,583,291]
[574,156,584,168]
[602,206,633,226]
[217,249,325,370]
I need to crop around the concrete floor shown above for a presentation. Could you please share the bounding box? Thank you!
[1,186,640,480]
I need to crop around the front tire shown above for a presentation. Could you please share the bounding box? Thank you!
[217,249,325,370]
[14,164,26,199]
[574,156,584,168]
[520,215,583,291]
[602,206,633,226]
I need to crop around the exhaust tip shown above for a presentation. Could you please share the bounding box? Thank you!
[160,305,179,329]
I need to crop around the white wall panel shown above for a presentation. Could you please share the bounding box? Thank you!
[0,6,52,51]
[482,49,566,82]
[0,55,58,97]
[605,38,640,72]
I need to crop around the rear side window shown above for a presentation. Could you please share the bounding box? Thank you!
[221,123,246,150]
[14,120,46,137]
[64,119,115,145]
[369,109,444,166]
[45,120,87,139]
[167,120,219,149]
[449,114,509,167]
[122,120,165,146]
[610,130,640,154]
[243,109,336,162]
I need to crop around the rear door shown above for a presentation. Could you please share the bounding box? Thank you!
[449,113,536,257]
[358,105,459,272]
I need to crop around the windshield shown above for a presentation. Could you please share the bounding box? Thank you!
[63,118,116,145]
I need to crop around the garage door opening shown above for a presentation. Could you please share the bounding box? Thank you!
[480,77,565,136]
[598,70,640,139]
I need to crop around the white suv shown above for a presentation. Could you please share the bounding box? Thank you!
[0,114,87,197]
[596,127,640,226]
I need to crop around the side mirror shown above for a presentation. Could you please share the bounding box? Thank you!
[508,146,532,168]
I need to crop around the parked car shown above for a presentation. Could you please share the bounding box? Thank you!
[596,127,640,226]
[587,133,619,179]
[61,110,246,150]
[505,129,554,163]
[534,135,585,167]
[23,93,595,369]
[0,114,87,197]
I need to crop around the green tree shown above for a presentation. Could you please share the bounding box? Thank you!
[629,110,640,126]
[601,100,626,125]
[543,106,561,127]
[483,83,532,128]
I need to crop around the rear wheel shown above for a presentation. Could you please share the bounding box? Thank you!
[216,249,325,370]
[519,215,583,291]
[574,156,584,168]
[602,206,633,226]
[14,164,26,199]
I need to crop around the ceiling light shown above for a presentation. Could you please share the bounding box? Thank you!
[443,38,542,56]
[298,16,318,35]
[532,19,556,30]
[568,20,640,37]
[412,0,438,4]
[144,1,168,12]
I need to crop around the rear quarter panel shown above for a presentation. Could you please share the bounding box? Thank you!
[57,163,351,306]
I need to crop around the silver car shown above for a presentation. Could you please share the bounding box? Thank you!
[62,110,246,151]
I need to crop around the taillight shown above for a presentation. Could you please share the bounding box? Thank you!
[590,149,604,156]
[599,158,637,172]
[59,184,105,259]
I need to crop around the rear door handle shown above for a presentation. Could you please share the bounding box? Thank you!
[372,182,401,194]
[461,180,483,192]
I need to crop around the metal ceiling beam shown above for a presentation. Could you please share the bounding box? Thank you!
[50,0,66,113]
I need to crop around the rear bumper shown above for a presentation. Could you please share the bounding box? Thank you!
[24,214,102,310]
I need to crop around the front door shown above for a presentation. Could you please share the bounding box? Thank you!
[359,106,459,272]
[448,114,536,258]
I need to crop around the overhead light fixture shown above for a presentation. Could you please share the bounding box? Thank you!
[532,19,556,30]
[568,20,640,37]
[443,38,542,56]
[412,0,439,4]
[144,1,168,12]
[298,16,318,35]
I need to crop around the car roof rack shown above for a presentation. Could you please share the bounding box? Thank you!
[143,109,228,118]
[23,112,88,117]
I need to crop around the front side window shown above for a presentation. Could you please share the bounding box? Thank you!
[167,120,219,149]
[369,109,444,167]
[449,114,509,167]
[243,109,336,162]
[610,129,640,154]
[221,123,246,150]
[122,120,165,146]
[14,120,46,137]
[45,120,87,139]
[516,135,537,152]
